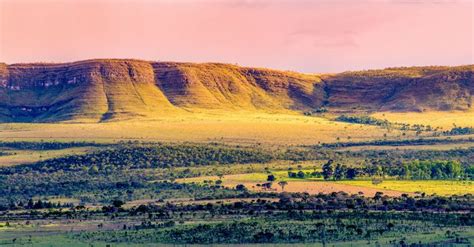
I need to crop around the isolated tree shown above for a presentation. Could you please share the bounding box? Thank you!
[322,160,334,180]
[373,192,384,201]
[235,184,247,191]
[278,181,288,191]
[267,174,276,182]
[112,200,125,208]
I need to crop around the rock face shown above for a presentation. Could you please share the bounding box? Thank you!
[0,59,472,122]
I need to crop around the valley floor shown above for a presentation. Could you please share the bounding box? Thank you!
[1,111,471,145]
[0,110,472,246]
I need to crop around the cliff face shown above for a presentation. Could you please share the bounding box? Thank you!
[0,59,472,122]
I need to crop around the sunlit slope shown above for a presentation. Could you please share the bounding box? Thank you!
[0,60,179,122]
[0,59,472,122]
[153,62,324,111]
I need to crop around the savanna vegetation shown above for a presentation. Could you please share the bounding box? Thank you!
[0,139,472,246]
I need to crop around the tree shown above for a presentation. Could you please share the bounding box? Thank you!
[261,182,273,190]
[27,199,34,209]
[236,184,247,191]
[322,160,334,180]
[297,171,305,179]
[278,181,288,191]
[267,174,276,182]
[373,192,384,201]
[346,168,357,180]
[334,164,346,180]
[112,200,125,208]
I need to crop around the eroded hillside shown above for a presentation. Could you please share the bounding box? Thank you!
[0,59,472,122]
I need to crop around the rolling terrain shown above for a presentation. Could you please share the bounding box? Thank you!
[0,60,473,246]
[0,59,472,123]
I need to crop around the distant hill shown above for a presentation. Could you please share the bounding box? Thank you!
[0,59,472,122]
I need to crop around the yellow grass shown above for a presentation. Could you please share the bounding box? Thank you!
[0,111,414,145]
[337,180,474,196]
[1,110,470,145]
[0,147,98,167]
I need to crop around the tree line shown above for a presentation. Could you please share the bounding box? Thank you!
[287,159,470,180]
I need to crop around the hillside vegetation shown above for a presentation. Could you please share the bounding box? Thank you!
[0,60,472,122]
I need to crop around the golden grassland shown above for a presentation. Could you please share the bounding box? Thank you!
[0,110,471,145]
[0,147,99,167]
[371,110,474,129]
[0,111,429,145]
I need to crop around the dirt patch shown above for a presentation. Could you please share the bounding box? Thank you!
[224,181,409,197]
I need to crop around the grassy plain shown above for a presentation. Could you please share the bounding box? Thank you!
[0,110,472,246]
[0,111,414,145]
[0,110,471,146]
[0,146,99,167]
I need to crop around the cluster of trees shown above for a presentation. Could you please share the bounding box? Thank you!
[282,141,473,168]
[288,160,470,181]
[0,171,257,207]
[303,107,328,116]
[122,192,474,214]
[444,127,474,136]
[74,217,429,244]
[402,160,464,179]
[0,142,273,206]
[1,141,472,212]
[68,192,474,244]
[335,115,473,137]
[336,115,391,127]
[0,199,73,211]
[319,138,471,149]
[2,143,273,175]
[335,115,436,133]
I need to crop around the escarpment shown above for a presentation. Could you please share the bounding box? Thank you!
[0,59,472,122]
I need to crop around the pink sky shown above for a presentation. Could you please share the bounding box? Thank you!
[0,0,472,73]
